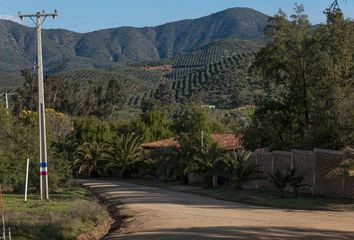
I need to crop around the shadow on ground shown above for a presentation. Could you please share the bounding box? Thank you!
[104,226,354,240]
[80,181,270,210]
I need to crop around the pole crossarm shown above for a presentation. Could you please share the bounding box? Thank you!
[19,11,57,26]
[18,11,58,19]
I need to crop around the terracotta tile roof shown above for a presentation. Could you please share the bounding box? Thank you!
[141,137,180,149]
[141,133,241,151]
[211,133,242,151]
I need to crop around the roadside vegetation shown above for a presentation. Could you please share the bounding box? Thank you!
[3,187,110,240]
[0,3,353,238]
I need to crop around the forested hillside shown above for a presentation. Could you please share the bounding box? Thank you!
[126,37,263,109]
[132,38,262,79]
[0,7,268,87]
[6,31,265,117]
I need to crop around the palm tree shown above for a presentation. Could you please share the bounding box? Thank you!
[74,141,105,177]
[104,133,144,178]
[327,147,354,195]
[194,142,223,188]
[267,168,304,198]
[158,143,195,184]
[222,150,262,190]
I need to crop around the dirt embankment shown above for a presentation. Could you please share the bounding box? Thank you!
[76,217,114,240]
[75,190,117,240]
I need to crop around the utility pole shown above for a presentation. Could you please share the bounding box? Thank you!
[18,10,58,200]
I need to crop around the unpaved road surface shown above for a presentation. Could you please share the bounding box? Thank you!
[78,179,354,240]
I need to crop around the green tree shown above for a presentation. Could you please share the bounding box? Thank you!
[311,8,354,149]
[104,133,144,178]
[158,144,195,184]
[0,106,72,191]
[74,142,105,177]
[267,168,305,198]
[169,104,223,184]
[70,117,112,146]
[327,147,354,196]
[141,97,161,113]
[101,79,127,117]
[132,109,173,142]
[251,5,316,147]
[14,69,37,112]
[173,105,213,148]
[246,4,354,150]
[193,142,223,188]
[222,150,262,190]
[154,81,175,106]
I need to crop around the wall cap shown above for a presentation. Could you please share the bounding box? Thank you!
[256,152,272,156]
[273,150,292,155]
[291,149,314,155]
[314,148,343,155]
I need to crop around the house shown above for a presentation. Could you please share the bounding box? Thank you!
[142,133,242,185]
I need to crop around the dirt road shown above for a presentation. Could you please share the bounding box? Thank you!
[79,180,354,240]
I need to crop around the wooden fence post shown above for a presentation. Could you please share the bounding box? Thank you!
[255,153,258,190]
[271,152,275,175]
[312,149,317,195]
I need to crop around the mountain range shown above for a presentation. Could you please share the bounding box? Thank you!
[0,7,269,87]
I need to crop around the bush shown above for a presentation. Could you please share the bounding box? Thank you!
[69,199,109,223]
[267,168,306,198]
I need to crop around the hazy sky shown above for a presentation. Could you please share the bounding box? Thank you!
[0,0,353,32]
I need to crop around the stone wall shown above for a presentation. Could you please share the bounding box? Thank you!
[244,149,353,198]
[187,148,353,198]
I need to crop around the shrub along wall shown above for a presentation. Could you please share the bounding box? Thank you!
[245,149,353,198]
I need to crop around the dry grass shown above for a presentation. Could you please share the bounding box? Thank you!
[3,187,110,240]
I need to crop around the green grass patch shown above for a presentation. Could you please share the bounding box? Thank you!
[2,187,110,240]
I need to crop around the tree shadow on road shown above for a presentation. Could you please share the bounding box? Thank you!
[79,181,270,210]
[104,226,354,240]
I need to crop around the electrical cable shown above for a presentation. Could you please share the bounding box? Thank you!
[0,1,17,12]
[30,0,56,10]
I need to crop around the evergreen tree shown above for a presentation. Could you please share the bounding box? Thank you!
[245,4,354,150]
[154,80,175,105]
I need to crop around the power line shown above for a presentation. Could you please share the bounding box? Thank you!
[30,0,56,10]
[21,0,40,10]
[0,3,34,68]
[0,1,17,13]
[48,17,54,29]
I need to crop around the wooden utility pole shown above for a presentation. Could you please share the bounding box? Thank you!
[18,10,58,200]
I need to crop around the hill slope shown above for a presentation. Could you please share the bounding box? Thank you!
[129,52,262,109]
[0,7,268,87]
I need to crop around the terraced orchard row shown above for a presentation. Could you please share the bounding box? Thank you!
[130,38,263,81]
[130,52,262,109]
[127,38,263,109]
[130,42,225,68]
